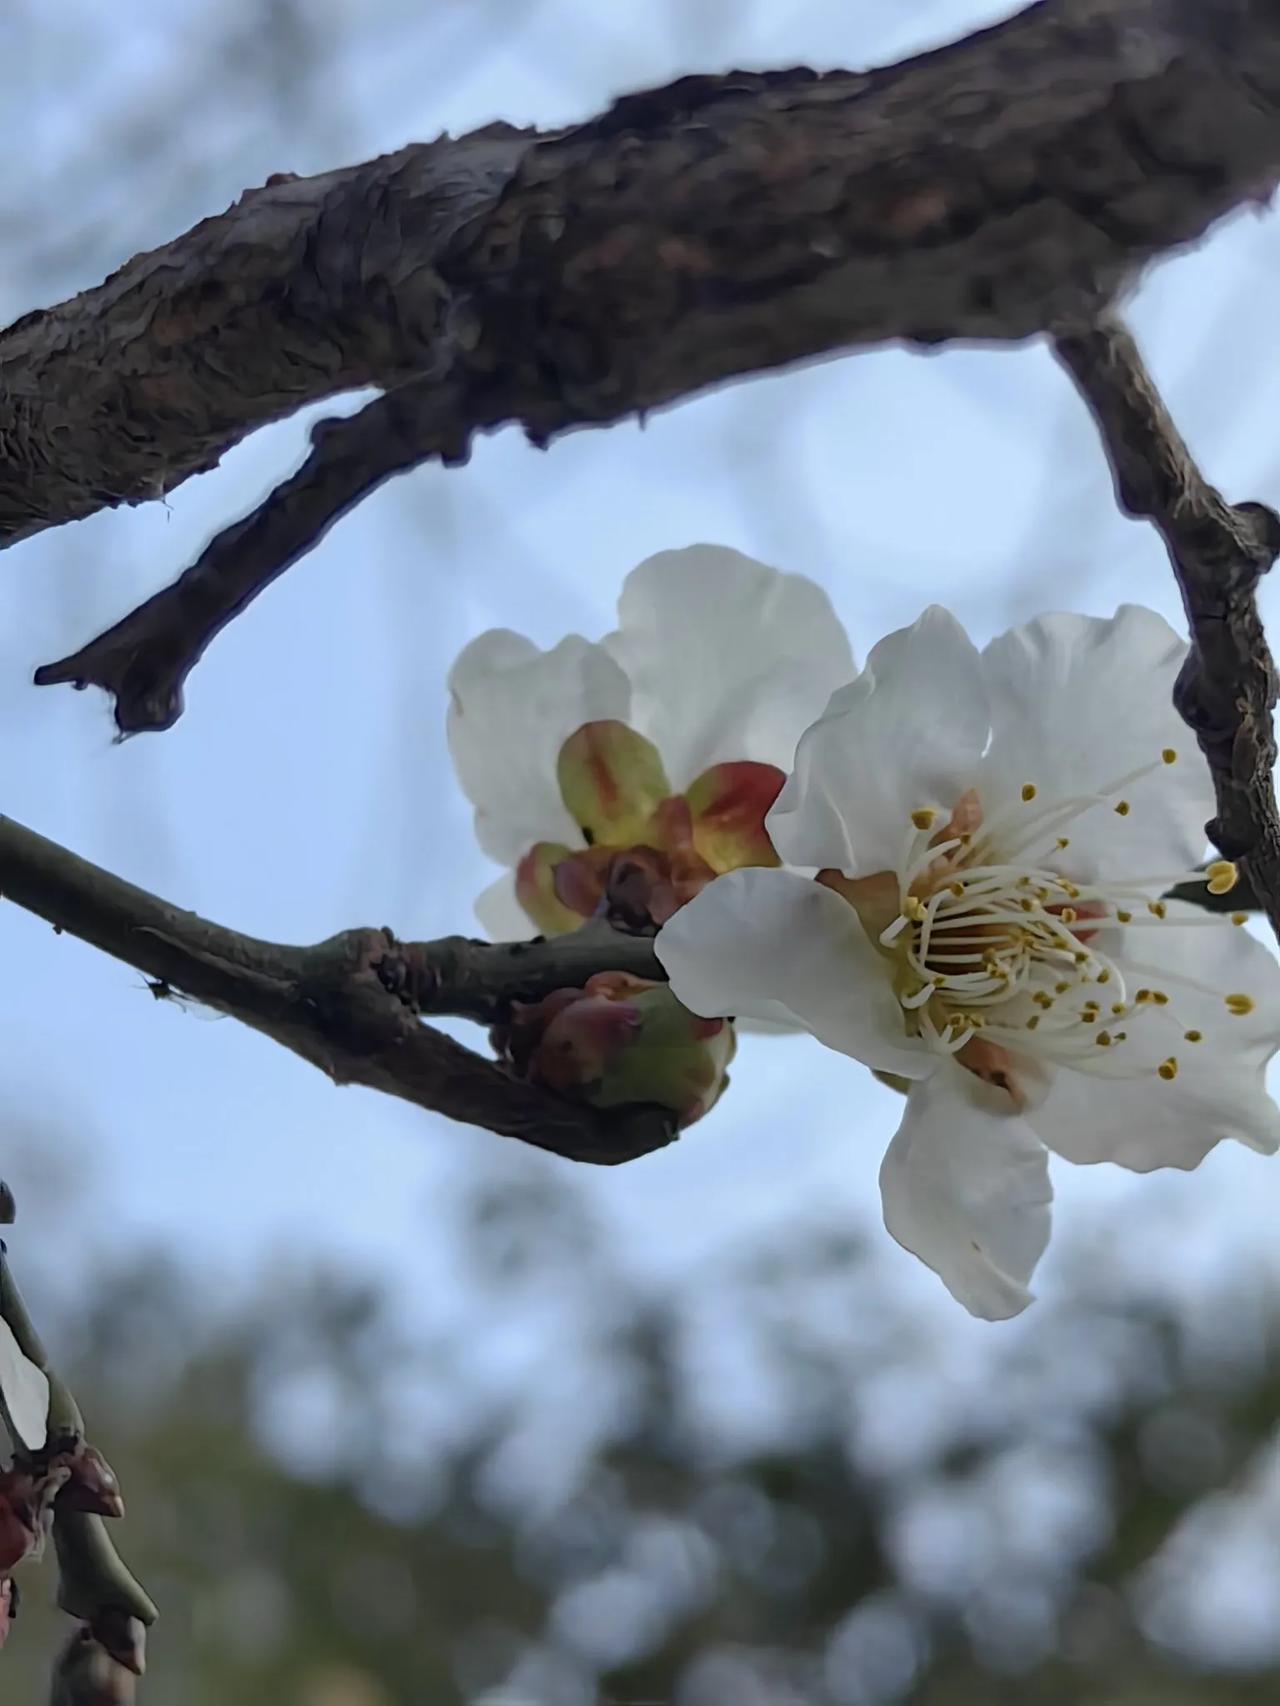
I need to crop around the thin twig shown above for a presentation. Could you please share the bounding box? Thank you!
[33,377,489,735]
[0,816,673,1165]
[1052,314,1280,941]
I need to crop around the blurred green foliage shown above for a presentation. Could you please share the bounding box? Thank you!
[5,1171,1280,1705]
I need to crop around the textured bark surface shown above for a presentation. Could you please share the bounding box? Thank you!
[6,0,1280,548]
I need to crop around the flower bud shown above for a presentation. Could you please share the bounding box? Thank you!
[494,973,734,1127]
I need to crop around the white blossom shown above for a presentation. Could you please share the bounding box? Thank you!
[658,604,1280,1319]
[447,546,854,938]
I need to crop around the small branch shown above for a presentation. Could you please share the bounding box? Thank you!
[379,923,662,1022]
[1052,314,1280,940]
[34,377,487,736]
[0,816,674,1164]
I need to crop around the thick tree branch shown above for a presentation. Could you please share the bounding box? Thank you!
[13,0,1280,730]
[1051,315,1280,939]
[0,817,672,1165]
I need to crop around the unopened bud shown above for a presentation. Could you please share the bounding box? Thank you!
[495,973,734,1127]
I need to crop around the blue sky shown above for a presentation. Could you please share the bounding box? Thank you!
[5,0,1280,1396]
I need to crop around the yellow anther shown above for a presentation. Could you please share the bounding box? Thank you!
[1184,1029,1202,1043]
[1062,882,1080,899]
[1060,907,1078,924]
[1158,1057,1178,1081]
[1151,990,1169,1006]
[911,808,937,831]
[1032,991,1054,1009]
[1148,901,1167,919]
[1111,1003,1126,1017]
[1054,982,1070,995]
[1135,989,1152,1003]
[1021,783,1037,802]
[1114,1031,1128,1042]
[1114,800,1131,817]
[1056,837,1070,850]
[949,882,964,897]
[905,896,927,922]
[1205,861,1239,896]
[1026,1015,1040,1031]
[1096,969,1111,984]
[1019,897,1035,913]
[1231,912,1249,927]
[1225,993,1255,1017]
[1073,951,1089,964]
[1116,909,1133,924]
[1095,1031,1113,1047]
[1162,748,1177,765]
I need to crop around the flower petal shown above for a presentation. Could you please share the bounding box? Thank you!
[979,607,1211,877]
[0,1318,48,1453]
[656,867,933,1078]
[769,607,990,873]
[603,546,855,789]
[475,871,536,942]
[880,1073,1053,1320]
[448,631,630,865]
[1029,904,1280,1170]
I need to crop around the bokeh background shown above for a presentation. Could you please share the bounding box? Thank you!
[5,2,1280,1701]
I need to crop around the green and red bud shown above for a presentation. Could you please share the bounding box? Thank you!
[494,972,734,1128]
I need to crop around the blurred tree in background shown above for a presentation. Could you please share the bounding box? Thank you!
[3,1163,1280,1705]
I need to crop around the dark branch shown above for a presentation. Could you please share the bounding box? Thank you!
[14,0,1280,730]
[1051,315,1280,940]
[0,816,673,1165]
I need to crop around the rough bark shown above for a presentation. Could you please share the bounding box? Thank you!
[6,0,1280,548]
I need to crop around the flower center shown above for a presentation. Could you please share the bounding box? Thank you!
[516,720,786,935]
[824,750,1255,1099]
